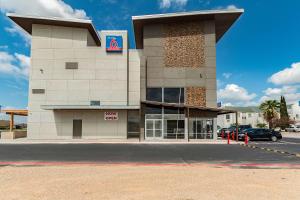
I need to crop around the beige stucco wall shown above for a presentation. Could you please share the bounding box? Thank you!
[128,50,141,106]
[142,20,217,108]
[28,24,138,139]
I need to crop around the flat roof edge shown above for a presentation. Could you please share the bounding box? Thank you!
[132,9,244,20]
[6,13,92,24]
[6,13,101,46]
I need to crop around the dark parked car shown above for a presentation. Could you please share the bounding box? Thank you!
[238,128,282,142]
[218,125,252,139]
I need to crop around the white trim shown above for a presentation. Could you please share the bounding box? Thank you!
[132,9,244,20]
[6,13,92,24]
[6,13,101,44]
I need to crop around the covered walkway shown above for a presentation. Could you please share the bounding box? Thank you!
[1,110,28,132]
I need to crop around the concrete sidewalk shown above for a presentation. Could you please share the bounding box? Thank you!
[0,138,239,144]
[281,132,300,139]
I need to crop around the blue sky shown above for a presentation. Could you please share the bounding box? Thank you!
[0,0,300,111]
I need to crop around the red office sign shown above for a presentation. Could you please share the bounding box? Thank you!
[104,112,119,121]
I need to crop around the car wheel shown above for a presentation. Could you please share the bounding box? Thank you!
[271,136,277,142]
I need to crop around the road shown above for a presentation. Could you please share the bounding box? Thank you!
[0,143,299,165]
[249,136,300,155]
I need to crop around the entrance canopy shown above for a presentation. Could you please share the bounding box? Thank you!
[141,101,236,115]
[141,101,238,141]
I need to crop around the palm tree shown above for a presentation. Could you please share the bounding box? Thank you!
[259,100,280,129]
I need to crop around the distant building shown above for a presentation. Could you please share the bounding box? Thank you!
[217,106,267,128]
[288,103,300,123]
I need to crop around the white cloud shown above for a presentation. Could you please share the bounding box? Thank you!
[0,51,30,78]
[222,72,232,79]
[226,5,238,10]
[159,0,188,9]
[216,4,239,10]
[268,62,300,85]
[264,86,298,96]
[260,85,300,104]
[218,84,257,106]
[0,0,89,19]
[1,0,89,46]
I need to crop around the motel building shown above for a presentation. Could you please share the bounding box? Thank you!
[7,9,243,141]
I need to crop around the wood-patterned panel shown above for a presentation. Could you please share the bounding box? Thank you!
[186,87,206,107]
[163,22,205,68]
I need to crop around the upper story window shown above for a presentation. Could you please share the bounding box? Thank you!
[226,114,230,120]
[32,89,45,94]
[146,88,184,104]
[146,88,162,102]
[65,62,78,69]
[164,88,184,104]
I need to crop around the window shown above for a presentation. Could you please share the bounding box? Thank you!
[248,113,252,117]
[165,120,185,139]
[146,88,162,102]
[226,114,230,120]
[164,108,184,114]
[145,106,162,114]
[65,62,78,69]
[164,88,184,103]
[32,89,45,94]
[90,101,100,106]
[128,111,140,138]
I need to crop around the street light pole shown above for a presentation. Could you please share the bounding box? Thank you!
[236,111,239,142]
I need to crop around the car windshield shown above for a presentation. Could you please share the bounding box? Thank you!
[242,128,251,133]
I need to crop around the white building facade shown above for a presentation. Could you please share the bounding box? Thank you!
[217,107,268,128]
[7,9,244,140]
[288,102,300,124]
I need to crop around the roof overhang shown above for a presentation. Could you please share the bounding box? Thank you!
[1,110,28,116]
[6,13,101,46]
[141,101,236,115]
[41,105,140,110]
[132,9,244,49]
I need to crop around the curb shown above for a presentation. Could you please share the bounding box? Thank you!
[0,161,299,169]
[239,143,300,158]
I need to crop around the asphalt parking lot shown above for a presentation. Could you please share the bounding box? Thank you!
[0,143,299,165]
[248,137,300,156]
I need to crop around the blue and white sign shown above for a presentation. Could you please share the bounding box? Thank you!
[106,35,123,52]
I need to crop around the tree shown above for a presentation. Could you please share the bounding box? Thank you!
[279,96,289,129]
[259,100,280,129]
[256,123,267,128]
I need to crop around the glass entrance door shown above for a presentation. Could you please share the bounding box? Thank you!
[145,119,163,140]
[189,118,214,139]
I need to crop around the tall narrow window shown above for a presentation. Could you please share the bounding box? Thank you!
[128,111,140,138]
